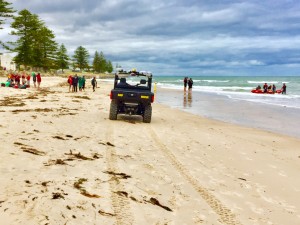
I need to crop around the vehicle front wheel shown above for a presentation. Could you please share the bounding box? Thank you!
[109,100,118,120]
[143,105,152,123]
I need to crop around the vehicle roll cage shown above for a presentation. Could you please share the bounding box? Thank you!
[114,70,153,90]
[117,69,152,78]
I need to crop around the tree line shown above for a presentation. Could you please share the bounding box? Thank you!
[0,0,113,73]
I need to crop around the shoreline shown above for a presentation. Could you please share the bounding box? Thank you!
[1,77,300,139]
[1,77,300,224]
[155,87,300,139]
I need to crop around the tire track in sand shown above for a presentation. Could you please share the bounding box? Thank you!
[149,127,241,225]
[105,122,134,225]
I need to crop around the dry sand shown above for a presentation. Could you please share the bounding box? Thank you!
[0,77,300,225]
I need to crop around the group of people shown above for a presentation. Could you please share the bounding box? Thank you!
[2,72,42,89]
[256,82,287,94]
[67,74,98,92]
[67,74,86,92]
[183,77,193,91]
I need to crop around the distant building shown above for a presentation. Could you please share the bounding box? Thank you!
[0,53,16,71]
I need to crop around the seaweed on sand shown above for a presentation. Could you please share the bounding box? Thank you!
[65,150,93,160]
[72,95,91,100]
[98,210,116,217]
[104,171,131,179]
[0,97,25,107]
[52,136,66,140]
[147,197,172,212]
[52,192,65,199]
[21,146,46,156]
[44,159,67,166]
[73,178,101,198]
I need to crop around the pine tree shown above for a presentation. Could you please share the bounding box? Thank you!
[93,51,100,72]
[9,9,42,69]
[32,26,58,71]
[73,46,89,71]
[56,44,69,72]
[106,60,113,73]
[98,51,107,73]
[0,0,15,29]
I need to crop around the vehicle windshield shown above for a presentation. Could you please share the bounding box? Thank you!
[126,76,147,87]
[115,74,149,89]
[115,70,152,89]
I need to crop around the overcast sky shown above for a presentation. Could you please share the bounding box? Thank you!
[1,0,300,76]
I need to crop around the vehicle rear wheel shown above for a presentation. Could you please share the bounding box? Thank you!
[143,105,152,123]
[109,100,118,120]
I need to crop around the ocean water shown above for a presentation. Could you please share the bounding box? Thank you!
[153,76,300,109]
[152,76,300,138]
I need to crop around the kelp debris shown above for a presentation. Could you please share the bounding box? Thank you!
[52,192,65,200]
[0,97,25,107]
[104,171,131,179]
[72,96,91,100]
[73,178,100,198]
[147,197,172,212]
[98,210,116,217]
[115,191,128,198]
[106,142,115,147]
[21,146,46,156]
[74,178,87,190]
[14,142,25,146]
[65,150,93,160]
[52,136,65,140]
[44,159,67,166]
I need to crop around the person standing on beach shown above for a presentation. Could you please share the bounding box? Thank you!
[15,73,20,86]
[36,73,41,89]
[21,73,26,85]
[72,74,79,92]
[188,78,193,91]
[281,83,287,94]
[67,75,73,92]
[82,75,86,91]
[78,76,83,91]
[32,72,36,88]
[184,77,188,91]
[26,73,31,87]
[91,77,97,92]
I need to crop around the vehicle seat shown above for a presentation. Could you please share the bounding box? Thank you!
[117,77,128,87]
[120,77,126,83]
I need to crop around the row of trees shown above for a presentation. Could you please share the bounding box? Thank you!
[0,0,113,73]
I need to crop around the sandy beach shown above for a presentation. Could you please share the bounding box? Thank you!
[1,77,300,225]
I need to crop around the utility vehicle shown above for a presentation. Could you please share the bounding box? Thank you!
[109,70,154,123]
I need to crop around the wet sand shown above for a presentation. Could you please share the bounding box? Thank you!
[156,88,300,139]
[0,77,300,225]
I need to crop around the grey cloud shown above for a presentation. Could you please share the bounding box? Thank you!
[4,0,300,75]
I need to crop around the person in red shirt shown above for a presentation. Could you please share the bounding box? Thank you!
[15,74,20,85]
[26,74,31,87]
[11,73,15,83]
[36,73,41,89]
[21,73,26,85]
[67,75,73,92]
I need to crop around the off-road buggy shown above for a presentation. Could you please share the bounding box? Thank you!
[109,70,154,123]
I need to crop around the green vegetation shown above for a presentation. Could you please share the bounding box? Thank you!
[1,1,115,74]
[56,44,69,73]
[93,51,113,73]
[9,9,58,71]
[73,46,89,71]
[0,0,14,29]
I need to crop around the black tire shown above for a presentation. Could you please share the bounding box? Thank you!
[109,100,118,120]
[143,104,152,123]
